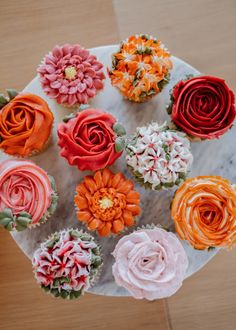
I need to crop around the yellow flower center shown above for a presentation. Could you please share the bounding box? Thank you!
[99,197,114,209]
[65,66,77,80]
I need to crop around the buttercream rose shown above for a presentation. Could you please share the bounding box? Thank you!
[0,160,57,231]
[58,108,125,171]
[167,76,236,140]
[112,228,188,300]
[0,93,53,156]
[171,176,236,250]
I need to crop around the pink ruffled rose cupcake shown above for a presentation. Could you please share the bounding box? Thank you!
[112,227,188,300]
[37,44,105,107]
[0,160,58,231]
[57,108,126,171]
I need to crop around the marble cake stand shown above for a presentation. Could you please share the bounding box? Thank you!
[4,44,234,297]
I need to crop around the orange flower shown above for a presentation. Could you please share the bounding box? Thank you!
[171,176,236,250]
[74,169,141,236]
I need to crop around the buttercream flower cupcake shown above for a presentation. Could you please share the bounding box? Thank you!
[112,227,188,300]
[32,228,102,299]
[0,91,53,157]
[171,176,236,250]
[74,169,141,236]
[167,76,236,140]
[108,34,173,102]
[0,160,58,231]
[126,122,193,190]
[37,44,105,107]
[58,108,126,171]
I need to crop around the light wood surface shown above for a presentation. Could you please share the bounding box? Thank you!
[1,0,236,329]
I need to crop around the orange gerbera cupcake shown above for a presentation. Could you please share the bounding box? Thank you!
[0,90,53,157]
[108,34,173,102]
[171,176,236,250]
[74,169,141,236]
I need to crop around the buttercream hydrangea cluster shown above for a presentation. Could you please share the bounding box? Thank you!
[126,122,193,190]
[37,44,105,107]
[32,229,102,299]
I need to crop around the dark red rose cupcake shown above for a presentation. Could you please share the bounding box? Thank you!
[167,76,236,140]
[57,108,126,171]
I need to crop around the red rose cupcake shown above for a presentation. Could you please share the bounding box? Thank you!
[57,108,126,171]
[167,76,236,140]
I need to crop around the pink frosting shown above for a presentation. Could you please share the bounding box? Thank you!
[33,230,97,291]
[112,228,188,300]
[37,44,105,106]
[0,160,53,224]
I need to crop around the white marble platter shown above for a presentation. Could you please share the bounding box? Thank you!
[2,44,234,297]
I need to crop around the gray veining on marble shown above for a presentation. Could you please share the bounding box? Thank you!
[1,45,229,297]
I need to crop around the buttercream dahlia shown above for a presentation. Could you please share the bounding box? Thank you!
[167,75,236,140]
[0,160,58,231]
[0,91,53,157]
[126,122,193,190]
[171,176,236,250]
[32,229,102,299]
[37,44,105,107]
[74,169,141,236]
[58,108,126,171]
[108,34,173,102]
[112,227,188,300]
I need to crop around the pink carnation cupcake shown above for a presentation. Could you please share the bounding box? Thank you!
[37,44,105,107]
[112,226,188,300]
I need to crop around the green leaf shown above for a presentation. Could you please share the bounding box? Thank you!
[113,122,126,136]
[5,221,14,231]
[91,256,103,268]
[18,211,32,219]
[70,229,81,239]
[73,290,82,298]
[15,223,27,232]
[53,279,60,287]
[208,246,215,252]
[48,175,57,192]
[0,208,13,220]
[0,94,8,105]
[179,172,187,180]
[0,217,12,227]
[6,89,18,100]
[50,288,60,297]
[63,113,76,123]
[163,182,175,188]
[60,290,69,299]
[16,216,31,227]
[115,137,125,153]
[45,239,55,249]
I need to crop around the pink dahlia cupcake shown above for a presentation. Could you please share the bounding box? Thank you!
[0,160,58,231]
[167,75,236,140]
[112,227,188,300]
[32,228,102,299]
[57,108,126,171]
[37,44,105,107]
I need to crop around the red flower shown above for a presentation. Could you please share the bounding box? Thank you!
[169,76,236,139]
[57,108,122,171]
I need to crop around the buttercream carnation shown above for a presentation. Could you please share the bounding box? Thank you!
[37,44,105,107]
[112,227,188,300]
[126,122,193,190]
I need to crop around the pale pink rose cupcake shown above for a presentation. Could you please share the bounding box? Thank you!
[112,227,188,300]
[37,44,105,107]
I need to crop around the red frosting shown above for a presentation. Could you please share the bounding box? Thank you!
[170,76,236,139]
[57,108,122,171]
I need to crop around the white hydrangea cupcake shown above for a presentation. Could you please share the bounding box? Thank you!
[126,122,193,190]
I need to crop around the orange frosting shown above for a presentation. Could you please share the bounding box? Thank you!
[0,93,53,156]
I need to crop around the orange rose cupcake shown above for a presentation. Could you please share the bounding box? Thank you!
[74,169,141,236]
[171,176,236,250]
[0,90,53,157]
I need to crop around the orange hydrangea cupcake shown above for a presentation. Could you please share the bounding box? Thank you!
[108,34,173,102]
[0,90,53,157]
[171,176,236,250]
[74,169,141,236]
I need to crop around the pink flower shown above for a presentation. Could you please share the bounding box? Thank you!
[37,44,105,107]
[112,228,188,300]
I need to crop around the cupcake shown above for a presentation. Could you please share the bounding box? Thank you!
[0,91,54,157]
[74,169,141,236]
[108,34,173,102]
[126,122,193,190]
[171,176,236,250]
[0,160,58,231]
[58,108,126,171]
[167,75,236,140]
[32,228,102,299]
[112,226,188,300]
[37,44,105,107]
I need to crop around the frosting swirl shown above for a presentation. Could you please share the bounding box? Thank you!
[0,160,55,226]
[0,93,53,156]
[112,228,188,300]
